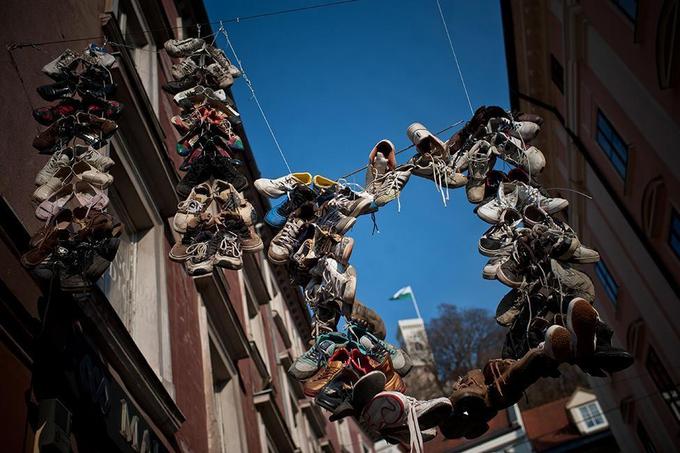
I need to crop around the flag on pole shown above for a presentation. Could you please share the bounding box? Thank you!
[390,286,414,301]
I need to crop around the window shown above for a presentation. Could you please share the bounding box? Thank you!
[656,0,679,89]
[596,110,629,179]
[595,260,619,303]
[550,54,564,93]
[636,421,658,453]
[577,402,607,431]
[668,208,680,259]
[646,347,680,423]
[612,0,638,22]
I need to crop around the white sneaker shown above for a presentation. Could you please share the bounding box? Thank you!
[254,172,312,198]
[35,152,71,186]
[516,182,568,214]
[477,182,519,223]
[269,217,306,264]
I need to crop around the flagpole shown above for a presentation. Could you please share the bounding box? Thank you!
[408,286,423,320]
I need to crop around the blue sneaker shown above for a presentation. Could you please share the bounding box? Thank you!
[348,323,413,376]
[264,185,316,228]
[288,332,349,381]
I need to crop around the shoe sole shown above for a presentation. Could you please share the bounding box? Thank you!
[477,208,500,224]
[336,216,357,235]
[496,265,524,288]
[478,242,513,258]
[214,257,243,270]
[362,393,406,431]
[544,199,569,214]
[352,371,387,411]
[566,298,598,359]
[544,325,572,363]
[418,399,453,430]
[348,198,373,217]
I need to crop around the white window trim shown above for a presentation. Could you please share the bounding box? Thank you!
[573,401,608,434]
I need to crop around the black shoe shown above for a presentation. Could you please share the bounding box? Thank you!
[351,371,386,412]
[211,156,248,192]
[162,74,203,94]
[176,156,212,198]
[37,81,77,101]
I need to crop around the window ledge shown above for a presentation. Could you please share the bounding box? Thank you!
[194,271,250,360]
[249,340,272,389]
[253,389,298,453]
[272,310,292,349]
[300,400,326,437]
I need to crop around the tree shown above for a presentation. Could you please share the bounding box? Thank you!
[426,304,505,390]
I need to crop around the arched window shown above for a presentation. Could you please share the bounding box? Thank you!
[657,0,679,89]
[641,176,667,238]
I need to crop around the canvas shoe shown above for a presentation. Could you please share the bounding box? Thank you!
[496,249,529,288]
[213,230,243,269]
[173,182,212,233]
[309,228,355,265]
[169,230,210,262]
[491,133,545,176]
[41,49,80,80]
[288,332,348,380]
[365,139,397,188]
[254,172,312,198]
[37,80,77,102]
[477,182,518,223]
[549,259,596,303]
[316,202,357,234]
[487,116,540,143]
[205,45,242,77]
[162,73,203,94]
[466,140,495,203]
[478,208,521,257]
[494,289,524,327]
[410,155,467,188]
[164,37,205,57]
[269,217,306,264]
[35,152,71,186]
[363,391,452,434]
[264,185,317,228]
[184,237,215,276]
[566,298,599,360]
[32,98,81,125]
[218,213,263,253]
[74,145,115,172]
[354,328,412,377]
[407,122,448,159]
[367,166,413,207]
[305,257,357,305]
[482,255,508,280]
[32,166,73,202]
[212,179,256,226]
[206,63,235,89]
[515,182,568,214]
[171,57,199,80]
[21,211,72,268]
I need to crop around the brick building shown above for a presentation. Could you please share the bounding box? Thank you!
[0,0,372,451]
[501,0,680,450]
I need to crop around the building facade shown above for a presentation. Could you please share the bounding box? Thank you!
[501,0,680,450]
[0,0,372,451]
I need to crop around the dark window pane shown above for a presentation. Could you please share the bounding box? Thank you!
[550,54,564,93]
[613,0,638,22]
[595,260,619,303]
[669,209,680,259]
[596,110,628,179]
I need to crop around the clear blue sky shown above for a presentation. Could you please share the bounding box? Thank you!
[205,0,511,343]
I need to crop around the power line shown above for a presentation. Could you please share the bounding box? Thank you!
[6,0,362,50]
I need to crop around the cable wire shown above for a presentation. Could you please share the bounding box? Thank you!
[435,0,474,115]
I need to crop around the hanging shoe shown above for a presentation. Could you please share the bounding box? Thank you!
[365,139,397,188]
[41,49,80,81]
[184,235,215,276]
[173,182,212,233]
[171,57,199,80]
[477,182,518,223]
[164,37,205,57]
[269,217,307,264]
[478,208,521,257]
[213,230,243,269]
[288,332,348,380]
[35,152,71,186]
[367,165,413,207]
[466,140,495,203]
[303,348,352,397]
[264,185,316,228]
[254,172,312,198]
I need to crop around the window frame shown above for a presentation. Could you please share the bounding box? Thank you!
[646,347,680,424]
[577,401,607,432]
[611,0,639,23]
[595,259,620,304]
[668,208,680,260]
[595,109,629,180]
[550,53,565,94]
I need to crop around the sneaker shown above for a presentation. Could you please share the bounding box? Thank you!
[410,156,467,188]
[21,211,72,268]
[206,62,235,89]
[305,257,357,305]
[164,38,205,57]
[41,49,79,80]
[171,57,199,80]
[213,231,243,269]
[491,133,545,175]
[264,185,317,228]
[184,237,215,276]
[365,139,396,188]
[440,369,494,439]
[407,122,448,159]
[466,140,495,203]
[169,230,209,262]
[367,166,413,207]
[478,208,521,257]
[495,289,524,327]
[74,145,115,172]
[482,256,508,280]
[162,74,203,94]
[318,379,353,416]
[205,45,241,77]
[32,166,72,203]
[173,183,212,233]
[315,202,357,235]
[269,218,306,264]
[496,250,528,288]
[543,325,573,363]
[211,156,248,191]
[254,172,312,198]
[289,332,348,380]
[351,325,412,376]
[515,182,568,214]
[303,348,351,397]
[363,391,452,433]
[549,259,596,303]
[72,160,114,188]
[176,156,212,198]
[218,212,263,253]
[35,152,71,186]
[212,180,256,226]
[477,182,519,223]
[566,298,598,360]
[351,371,387,412]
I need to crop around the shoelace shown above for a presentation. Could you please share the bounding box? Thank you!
[186,241,209,262]
[178,198,206,214]
[218,233,242,258]
[375,169,408,212]
[275,219,302,249]
[403,397,424,453]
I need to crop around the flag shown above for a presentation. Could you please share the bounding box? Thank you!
[390,286,413,301]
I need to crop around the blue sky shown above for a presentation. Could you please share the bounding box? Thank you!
[205,0,511,343]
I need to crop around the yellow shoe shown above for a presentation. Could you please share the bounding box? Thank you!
[313,174,337,191]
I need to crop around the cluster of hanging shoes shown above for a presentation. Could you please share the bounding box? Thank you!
[161,37,263,275]
[21,45,124,292]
